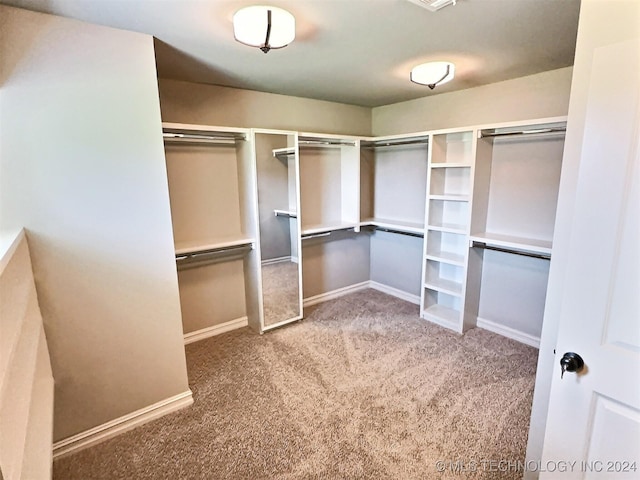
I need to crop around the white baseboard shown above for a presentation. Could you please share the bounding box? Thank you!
[52,390,193,459]
[261,256,291,266]
[184,317,248,345]
[303,281,370,307]
[303,281,419,308]
[369,281,420,305]
[476,317,540,348]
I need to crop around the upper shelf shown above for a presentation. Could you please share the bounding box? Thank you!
[163,123,247,145]
[175,236,255,256]
[301,222,359,236]
[360,217,424,235]
[469,232,552,256]
[479,120,567,140]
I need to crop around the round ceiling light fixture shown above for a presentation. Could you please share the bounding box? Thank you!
[233,5,296,54]
[410,61,455,89]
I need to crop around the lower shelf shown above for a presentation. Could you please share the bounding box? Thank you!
[422,304,460,330]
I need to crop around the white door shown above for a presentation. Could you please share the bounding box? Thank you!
[540,19,640,480]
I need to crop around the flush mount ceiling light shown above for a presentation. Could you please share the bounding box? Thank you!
[233,5,295,54]
[406,0,457,13]
[410,61,455,89]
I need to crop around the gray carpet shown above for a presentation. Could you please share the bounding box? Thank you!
[53,289,538,479]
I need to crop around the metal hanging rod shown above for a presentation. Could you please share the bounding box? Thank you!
[298,139,357,147]
[301,227,356,240]
[362,137,430,149]
[371,226,424,238]
[176,244,253,269]
[480,126,566,139]
[301,232,332,240]
[471,241,551,260]
[163,131,245,145]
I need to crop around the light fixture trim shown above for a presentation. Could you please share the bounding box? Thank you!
[233,5,296,53]
[410,61,455,89]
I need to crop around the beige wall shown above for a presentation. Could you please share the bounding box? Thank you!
[0,6,190,441]
[160,67,571,137]
[372,67,573,136]
[158,79,372,136]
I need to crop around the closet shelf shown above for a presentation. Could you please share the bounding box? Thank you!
[430,163,472,169]
[422,304,460,329]
[469,232,552,256]
[426,223,467,235]
[426,251,466,266]
[360,218,424,235]
[424,278,463,297]
[428,194,470,202]
[301,222,358,236]
[274,209,297,218]
[175,237,255,256]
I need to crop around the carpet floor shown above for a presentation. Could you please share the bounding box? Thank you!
[53,289,538,479]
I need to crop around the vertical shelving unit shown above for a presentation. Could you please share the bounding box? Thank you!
[298,133,361,235]
[163,123,261,339]
[421,130,475,333]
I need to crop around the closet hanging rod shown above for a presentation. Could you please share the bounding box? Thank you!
[371,226,424,238]
[471,242,551,260]
[163,132,245,144]
[479,127,566,139]
[298,140,357,147]
[362,138,430,148]
[301,232,332,240]
[176,243,253,262]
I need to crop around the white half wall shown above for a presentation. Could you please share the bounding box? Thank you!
[0,6,190,442]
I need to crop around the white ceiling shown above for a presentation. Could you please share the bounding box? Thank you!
[2,0,581,107]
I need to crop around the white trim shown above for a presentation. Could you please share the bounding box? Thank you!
[476,316,541,348]
[302,281,421,308]
[303,281,370,307]
[52,390,193,459]
[261,256,291,266]
[291,256,299,264]
[183,317,248,345]
[369,281,421,305]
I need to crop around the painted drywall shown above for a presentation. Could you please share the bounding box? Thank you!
[0,6,190,441]
[158,79,372,136]
[302,231,370,299]
[524,2,640,476]
[372,67,573,136]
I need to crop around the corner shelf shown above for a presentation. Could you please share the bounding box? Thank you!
[174,236,255,256]
[469,232,552,256]
[360,217,424,235]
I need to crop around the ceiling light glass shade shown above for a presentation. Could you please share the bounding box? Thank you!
[410,61,455,89]
[233,6,295,53]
